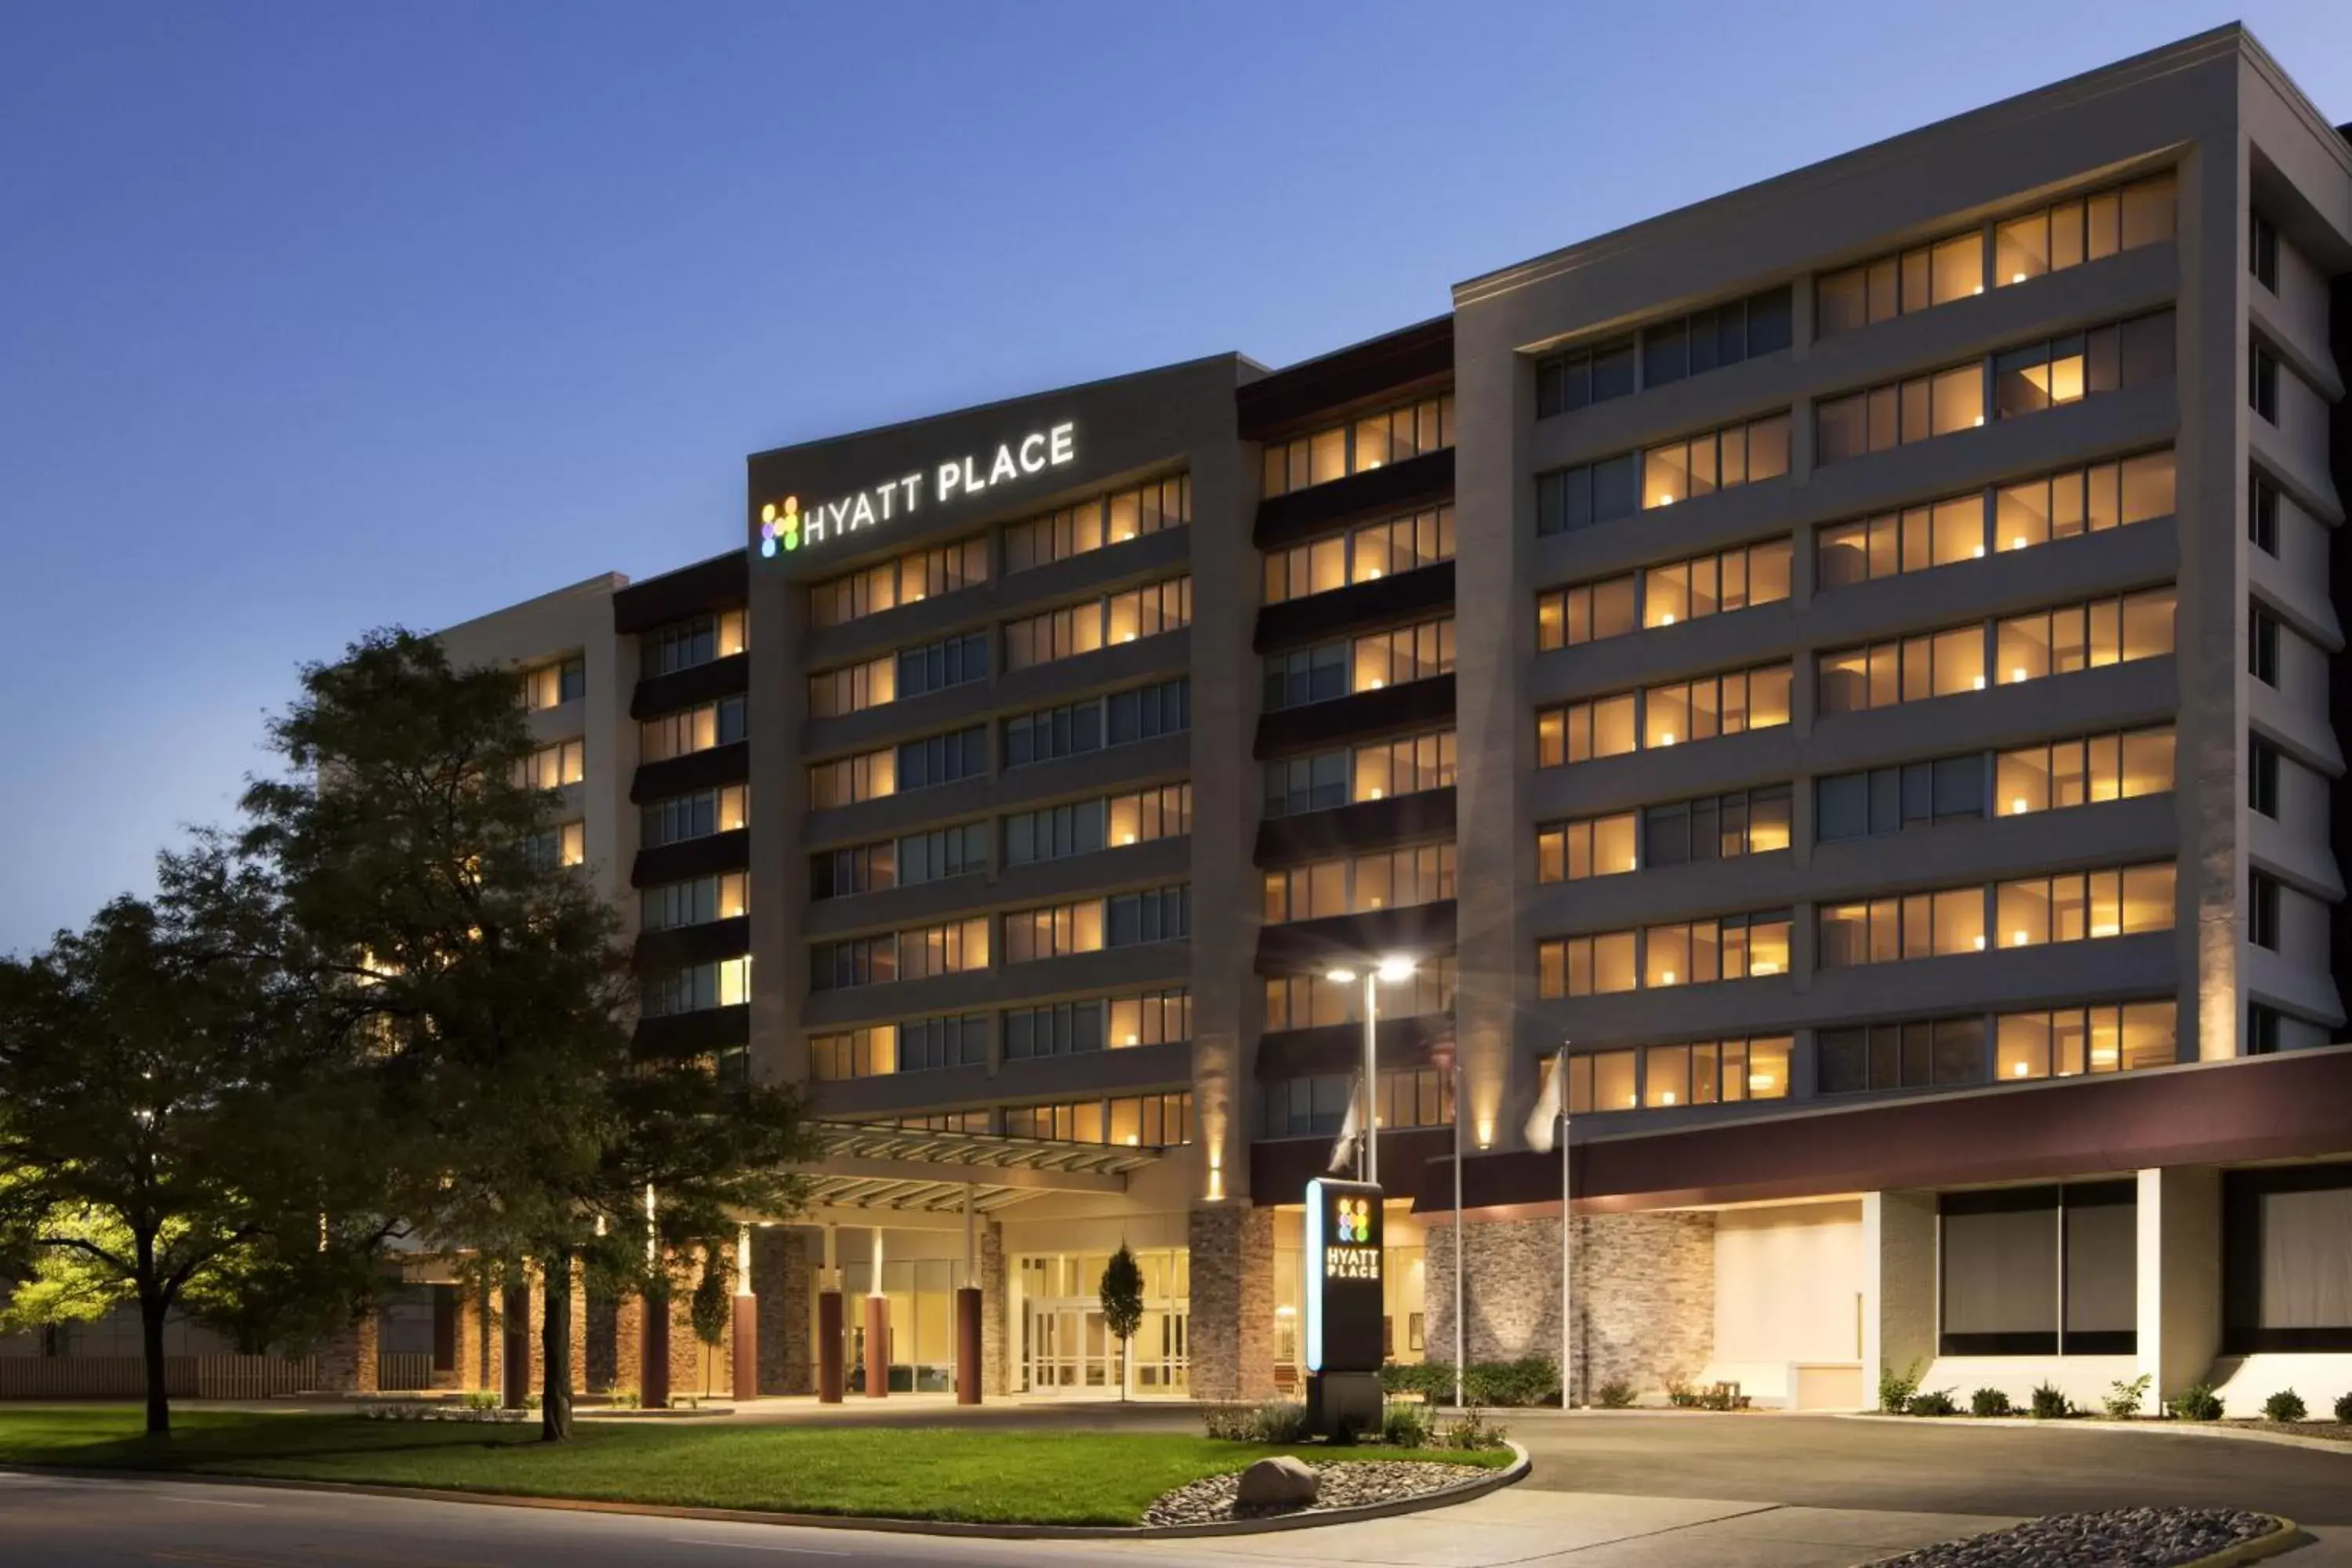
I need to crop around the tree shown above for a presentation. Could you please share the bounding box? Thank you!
[1098,1244,1145,1403]
[690,1249,732,1399]
[241,629,813,1441]
[0,848,394,1436]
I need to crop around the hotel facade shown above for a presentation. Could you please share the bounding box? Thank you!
[18,26,2343,1417]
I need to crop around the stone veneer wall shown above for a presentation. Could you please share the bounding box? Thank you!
[1427,1210,1716,1403]
[752,1229,812,1396]
[1188,1204,1274,1402]
[980,1221,1007,1396]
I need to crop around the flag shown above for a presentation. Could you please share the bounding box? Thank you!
[1524,1047,1565,1154]
[1327,1077,1363,1175]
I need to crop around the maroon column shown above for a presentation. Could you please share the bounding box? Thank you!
[817,1290,844,1403]
[731,1294,758,1400]
[862,1294,888,1398]
[640,1294,671,1410]
[954,1287,982,1405]
[501,1283,532,1408]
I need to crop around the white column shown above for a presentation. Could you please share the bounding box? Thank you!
[2136,1167,2221,1414]
[1861,1190,1936,1407]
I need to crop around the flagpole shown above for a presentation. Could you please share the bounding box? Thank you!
[1558,1042,1573,1410]
[1450,1051,1465,1411]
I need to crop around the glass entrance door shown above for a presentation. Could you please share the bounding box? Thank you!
[1015,1249,1190,1396]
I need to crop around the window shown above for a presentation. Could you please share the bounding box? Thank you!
[1535,453,1639,535]
[1640,663,1795,746]
[2250,210,2279,292]
[1264,619,1454,710]
[809,920,989,991]
[1537,575,1636,651]
[1817,1018,1987,1094]
[1534,337,1635,417]
[1817,364,1983,462]
[1264,506,1455,604]
[808,654,895,718]
[2249,605,2280,686]
[808,746,893,809]
[1536,931,1637,998]
[1993,311,2174,420]
[811,823,988,899]
[641,695,746,763]
[2250,344,2279,423]
[526,819,586,870]
[1640,539,1792,628]
[1003,577,1192,670]
[1994,728,2174,818]
[641,785,746,847]
[1639,286,1794,388]
[1552,1038,1793,1113]
[1639,786,1793,866]
[1641,413,1791,509]
[1817,757,1987,842]
[1264,844,1455,923]
[1261,394,1454,497]
[1263,1069,1454,1138]
[2249,471,2279,555]
[1563,1048,1638,1112]
[1996,449,2176,554]
[895,726,987,791]
[811,839,893,899]
[517,738,586,789]
[641,873,747,931]
[641,956,750,1017]
[1108,885,1190,946]
[1536,812,1638,883]
[1994,172,2176,287]
[2250,739,2279,820]
[1004,899,1105,963]
[811,538,988,627]
[2247,1002,2281,1057]
[2223,1163,2352,1352]
[1641,910,1791,985]
[1940,1183,2138,1356]
[1265,956,1457,1029]
[1005,785,1190,864]
[1992,864,2176,948]
[1005,1000,1105,1059]
[1994,588,2176,685]
[1995,1003,2178,1080]
[895,630,988,702]
[1341,730,1456,807]
[1818,234,1984,336]
[2251,871,2281,952]
[1818,628,1984,715]
[1004,1093,1192,1148]
[1819,497,1984,586]
[1537,693,1635,765]
[1109,989,1192,1048]
[1004,474,1189,572]
[810,1015,986,1080]
[645,610,746,675]
[1003,678,1190,768]
[1818,888,1986,966]
[524,655,586,711]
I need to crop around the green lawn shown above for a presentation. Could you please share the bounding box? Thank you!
[0,1406,1509,1526]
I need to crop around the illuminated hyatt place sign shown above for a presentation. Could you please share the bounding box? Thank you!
[758,420,1077,558]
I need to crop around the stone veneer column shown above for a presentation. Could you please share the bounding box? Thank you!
[753,1228,812,1396]
[455,1280,490,1392]
[1862,1191,1936,1408]
[979,1221,1008,1396]
[317,1308,380,1394]
[613,1294,644,1396]
[1187,1204,1274,1402]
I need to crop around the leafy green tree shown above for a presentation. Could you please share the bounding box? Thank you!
[241,629,812,1440]
[0,849,394,1436]
[1098,1244,1145,1403]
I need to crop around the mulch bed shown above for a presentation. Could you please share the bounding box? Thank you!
[1142,1458,1488,1527]
[1871,1508,2280,1567]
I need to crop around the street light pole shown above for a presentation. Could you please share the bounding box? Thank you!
[1326,955,1417,1192]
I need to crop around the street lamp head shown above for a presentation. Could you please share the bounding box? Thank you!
[1375,954,1417,984]
[1325,967,1357,984]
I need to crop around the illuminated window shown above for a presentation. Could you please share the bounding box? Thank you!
[1639,1037,1794,1107]
[1263,619,1454,710]
[642,956,750,1017]
[1537,693,1636,766]
[1994,1002,2176,1080]
[1265,506,1454,604]
[1818,233,1984,336]
[808,654,896,718]
[641,696,746,763]
[1263,1069,1453,1138]
[1004,578,1191,671]
[1817,889,1986,966]
[1639,663,1794,746]
[808,747,895,809]
[1993,864,2174,949]
[1004,474,1189,572]
[1536,931,1639,998]
[811,539,987,628]
[1641,539,1792,628]
[1263,844,1454,924]
[1818,626,1986,714]
[1004,1094,1191,1148]
[524,655,586,712]
[1992,588,2175,685]
[1817,364,1984,462]
[640,786,745,847]
[1994,172,2175,287]
[1819,497,1988,586]
[1536,813,1638,884]
[645,610,746,675]
[1641,911,1791,985]
[641,872,748,931]
[1003,887,1186,960]
[1262,394,1454,498]
[1639,786,1791,865]
[1537,575,1635,651]
[517,738,586,789]
[811,822,985,899]
[1994,728,2173,817]
[1994,311,2174,419]
[1641,413,1791,509]
[811,1016,985,1080]
[1993,451,2175,553]
[1265,956,1457,1030]
[1005,786,1189,863]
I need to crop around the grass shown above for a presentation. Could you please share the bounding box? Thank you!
[0,1406,1510,1526]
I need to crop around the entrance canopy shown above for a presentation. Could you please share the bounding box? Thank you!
[788,1120,1161,1214]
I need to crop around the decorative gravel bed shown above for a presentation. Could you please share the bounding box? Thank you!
[1142,1459,1491,1526]
[1871,1508,2281,1568]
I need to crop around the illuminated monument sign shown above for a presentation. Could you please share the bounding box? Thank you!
[758,420,1077,559]
[1304,1177,1384,1376]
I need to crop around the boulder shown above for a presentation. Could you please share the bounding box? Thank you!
[1235,1455,1320,1509]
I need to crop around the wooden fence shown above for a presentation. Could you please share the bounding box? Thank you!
[0,1355,321,1400]
[376,1352,435,1392]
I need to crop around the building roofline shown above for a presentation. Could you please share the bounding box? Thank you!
[436,571,627,640]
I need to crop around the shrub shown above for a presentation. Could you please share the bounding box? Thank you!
[1382,1362,1443,1399]
[2263,1388,2307,1424]
[1595,1377,1638,1410]
[1878,1359,1922,1414]
[2168,1384,2223,1422]
[607,1385,642,1410]
[1203,1403,1256,1442]
[2029,1383,2073,1420]
[1971,1388,2013,1417]
[1664,1377,1700,1409]
[1382,1400,1432,1448]
[1250,1399,1311,1444]
[1438,1410,1508,1451]
[2104,1374,2153,1420]
[1469,1356,1562,1408]
[2336,1392,2352,1425]
[1907,1388,1960,1417]
[459,1390,500,1411]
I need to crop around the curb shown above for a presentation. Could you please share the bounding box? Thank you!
[1836,1413,2352,1457]
[2180,1515,2305,1568]
[0,1443,1528,1541]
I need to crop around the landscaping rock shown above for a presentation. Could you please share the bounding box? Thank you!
[1233,1456,1319,1508]
[1871,1507,2279,1568]
[1144,1457,1488,1526]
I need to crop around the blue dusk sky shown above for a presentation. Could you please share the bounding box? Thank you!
[2,3,2347,953]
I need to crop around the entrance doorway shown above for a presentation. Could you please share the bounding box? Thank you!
[1015,1250,1189,1396]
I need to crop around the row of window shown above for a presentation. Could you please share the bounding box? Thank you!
[1538,785,1791,883]
[644,610,746,677]
[523,655,586,712]
[1263,843,1457,924]
[1819,863,2174,965]
[811,886,1192,989]
[811,538,989,630]
[1002,577,1192,672]
[1538,539,1792,649]
[641,784,746,848]
[1261,1068,1455,1138]
[1820,588,2174,715]
[1004,474,1190,574]
[642,955,750,1018]
[1263,506,1455,604]
[810,990,1196,1080]
[1261,394,1454,498]
[1821,449,2174,586]
[1538,912,1791,997]
[1548,1036,1792,1113]
[524,819,585,870]
[1822,1001,2176,1092]
[642,695,746,764]
[641,872,747,931]
[518,738,585,790]
[852,1096,1198,1149]
[1264,728,1456,818]
[1534,416,1791,535]
[808,630,988,717]
[1263,618,1455,710]
[1534,286,1793,419]
[808,679,1191,808]
[1537,663,1792,765]
[1264,955,1458,1030]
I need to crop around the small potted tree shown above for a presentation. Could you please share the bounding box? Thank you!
[690,1253,733,1401]
[1099,1244,1145,1403]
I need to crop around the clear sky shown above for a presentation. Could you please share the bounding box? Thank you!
[2,2,2347,954]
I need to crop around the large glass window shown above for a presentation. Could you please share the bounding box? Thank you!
[1262,394,1454,497]
[1534,336,1635,417]
[1264,844,1455,923]
[1541,665,1791,764]
[1940,1184,2138,1356]
[1994,588,2175,685]
[1994,172,2176,287]
[641,695,746,763]
[1263,1069,1453,1138]
[1817,364,1984,463]
[641,956,750,1018]
[2223,1164,2352,1351]
[1641,414,1791,510]
[1004,1094,1192,1148]
[1004,678,1189,767]
[1816,757,1986,842]
[1994,1001,2177,1080]
[1818,626,1985,714]
[1538,914,1785,995]
[1264,620,1454,710]
[1817,1018,1986,1094]
[1536,812,1639,884]
[1536,931,1638,998]
[641,785,746,847]
[1553,1038,1790,1112]
[1818,233,1984,336]
[1639,286,1794,388]
[524,655,587,711]
[811,538,987,628]
[1819,496,1988,587]
[1265,956,1457,1030]
[1537,575,1636,651]
[645,610,746,676]
[1004,474,1189,572]
[1264,506,1454,604]
[1639,785,1792,866]
[810,1015,987,1080]
[1992,863,2175,949]
[1817,888,1986,966]
[1994,450,2175,552]
[1004,578,1191,671]
[1994,728,2173,817]
[1993,311,2175,420]
[808,746,895,809]
[642,873,749,931]
[1535,453,1639,535]
[518,738,586,790]
[1641,539,1793,628]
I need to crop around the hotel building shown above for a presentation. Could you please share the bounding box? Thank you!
[16,25,2339,1417]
